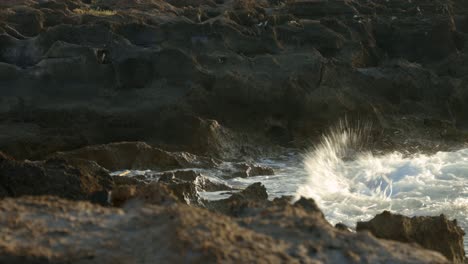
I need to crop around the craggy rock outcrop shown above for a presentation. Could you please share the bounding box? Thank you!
[357,211,466,263]
[0,151,112,203]
[227,162,275,178]
[110,182,180,207]
[1,0,468,158]
[50,141,220,171]
[0,196,450,264]
[158,169,233,192]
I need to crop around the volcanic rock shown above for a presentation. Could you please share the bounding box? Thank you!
[0,152,113,203]
[1,0,468,157]
[357,211,466,263]
[0,196,450,263]
[228,162,275,178]
[50,142,220,171]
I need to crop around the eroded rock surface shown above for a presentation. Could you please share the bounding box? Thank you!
[0,151,112,203]
[357,210,466,263]
[0,196,450,264]
[50,141,220,171]
[1,0,468,158]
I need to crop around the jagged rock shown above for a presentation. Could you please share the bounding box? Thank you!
[50,142,220,171]
[357,211,466,263]
[0,0,467,157]
[158,170,233,192]
[158,114,247,159]
[110,182,179,206]
[112,175,143,186]
[0,196,450,263]
[287,0,358,19]
[0,152,113,203]
[206,182,269,216]
[228,162,275,178]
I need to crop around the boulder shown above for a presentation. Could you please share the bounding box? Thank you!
[206,182,269,216]
[357,211,466,263]
[0,152,113,203]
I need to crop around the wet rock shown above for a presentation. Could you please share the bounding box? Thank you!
[0,152,113,202]
[50,142,220,171]
[0,196,449,263]
[229,163,275,178]
[158,170,233,192]
[335,223,352,232]
[357,211,466,263]
[293,196,323,216]
[157,176,201,206]
[206,182,269,216]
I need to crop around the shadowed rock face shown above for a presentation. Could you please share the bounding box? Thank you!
[0,0,468,159]
[49,141,220,171]
[357,211,466,263]
[0,151,112,203]
[0,196,451,264]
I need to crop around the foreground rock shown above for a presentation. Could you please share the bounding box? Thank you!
[0,196,449,263]
[0,152,112,203]
[357,211,466,263]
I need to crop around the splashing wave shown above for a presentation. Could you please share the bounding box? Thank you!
[296,121,468,250]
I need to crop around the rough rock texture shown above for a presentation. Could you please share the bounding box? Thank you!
[0,151,112,202]
[110,182,179,206]
[50,141,220,171]
[1,0,468,159]
[357,211,466,263]
[157,169,233,192]
[227,162,275,178]
[0,196,450,263]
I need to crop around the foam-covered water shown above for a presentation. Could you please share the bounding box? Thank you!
[295,123,468,253]
[113,122,468,252]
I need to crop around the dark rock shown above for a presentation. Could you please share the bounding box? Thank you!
[50,142,220,171]
[230,182,268,201]
[206,182,269,216]
[110,182,180,207]
[158,114,245,159]
[1,0,468,161]
[229,163,275,178]
[158,170,233,192]
[112,175,143,186]
[293,196,324,217]
[0,152,113,202]
[288,0,358,19]
[335,223,352,232]
[357,211,466,263]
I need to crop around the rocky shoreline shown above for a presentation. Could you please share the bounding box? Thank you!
[1,0,468,262]
[0,142,466,263]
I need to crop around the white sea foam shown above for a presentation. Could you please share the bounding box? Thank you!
[296,121,468,251]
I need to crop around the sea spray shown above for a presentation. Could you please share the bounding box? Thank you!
[295,119,394,202]
[295,120,468,251]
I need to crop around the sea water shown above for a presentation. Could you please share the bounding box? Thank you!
[114,123,468,252]
[232,124,468,253]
